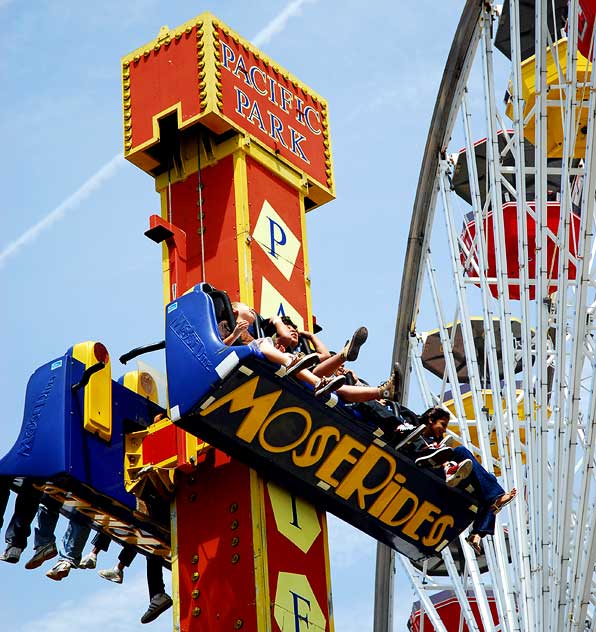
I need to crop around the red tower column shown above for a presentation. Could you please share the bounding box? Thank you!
[122,13,335,631]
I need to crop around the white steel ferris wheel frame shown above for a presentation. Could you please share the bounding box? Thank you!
[373,1,596,631]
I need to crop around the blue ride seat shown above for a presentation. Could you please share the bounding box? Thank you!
[165,283,480,564]
[0,343,170,556]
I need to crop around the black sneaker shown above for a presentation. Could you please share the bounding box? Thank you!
[415,446,454,468]
[314,374,346,398]
[141,593,173,624]
[341,327,368,362]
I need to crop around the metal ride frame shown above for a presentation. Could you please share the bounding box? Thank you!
[375,0,596,631]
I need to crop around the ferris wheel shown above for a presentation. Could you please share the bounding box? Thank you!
[375,0,596,630]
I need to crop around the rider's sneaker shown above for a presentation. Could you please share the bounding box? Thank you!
[98,566,124,584]
[314,374,346,398]
[284,352,319,377]
[46,559,72,581]
[0,546,23,564]
[24,542,57,570]
[445,459,473,487]
[341,327,368,362]
[79,552,97,569]
[140,593,173,624]
[378,363,401,401]
[415,446,454,468]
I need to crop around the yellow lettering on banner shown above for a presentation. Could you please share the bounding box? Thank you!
[379,488,419,527]
[335,445,397,510]
[258,407,312,453]
[367,474,407,518]
[422,515,455,547]
[315,435,366,488]
[200,377,282,442]
[401,501,441,541]
[292,425,340,468]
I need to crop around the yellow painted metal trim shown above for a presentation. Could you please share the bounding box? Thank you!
[159,189,173,307]
[243,136,309,192]
[122,61,132,153]
[153,134,244,191]
[122,16,207,65]
[154,133,324,206]
[124,102,204,158]
[121,21,206,159]
[122,13,327,106]
[320,101,335,194]
[233,151,254,303]
[299,191,314,332]
[71,342,112,442]
[249,468,271,631]
[121,12,335,203]
[170,498,181,626]
[202,16,219,115]
[320,513,335,632]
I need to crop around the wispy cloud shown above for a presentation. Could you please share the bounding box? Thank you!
[1,1,320,269]
[16,573,155,632]
[252,0,318,47]
[0,153,124,268]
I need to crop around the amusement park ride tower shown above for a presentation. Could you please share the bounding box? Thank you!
[121,13,335,631]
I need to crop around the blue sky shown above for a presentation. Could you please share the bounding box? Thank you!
[0,1,464,629]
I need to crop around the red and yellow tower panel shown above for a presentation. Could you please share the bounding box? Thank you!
[121,12,335,632]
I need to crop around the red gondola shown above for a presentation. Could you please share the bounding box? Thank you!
[578,0,596,59]
[408,589,499,631]
[460,201,581,300]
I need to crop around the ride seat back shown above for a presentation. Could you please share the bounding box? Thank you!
[204,283,265,340]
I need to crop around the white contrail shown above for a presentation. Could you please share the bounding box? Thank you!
[0,153,124,267]
[1,1,318,268]
[252,0,318,47]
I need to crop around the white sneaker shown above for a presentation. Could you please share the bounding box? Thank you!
[98,566,124,584]
[79,552,97,569]
[46,560,72,581]
[445,459,473,487]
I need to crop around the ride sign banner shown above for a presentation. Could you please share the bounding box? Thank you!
[174,359,478,562]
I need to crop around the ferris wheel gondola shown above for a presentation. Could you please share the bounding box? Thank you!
[379,0,596,630]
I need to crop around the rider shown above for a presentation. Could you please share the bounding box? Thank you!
[409,406,517,555]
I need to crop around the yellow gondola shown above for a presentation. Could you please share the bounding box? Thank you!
[443,386,528,470]
[506,38,592,158]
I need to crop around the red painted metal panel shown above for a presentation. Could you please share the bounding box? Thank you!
[578,0,596,59]
[128,29,202,151]
[408,590,499,631]
[217,28,328,189]
[263,488,331,631]
[168,155,241,298]
[246,156,309,319]
[175,453,259,632]
[142,424,177,465]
